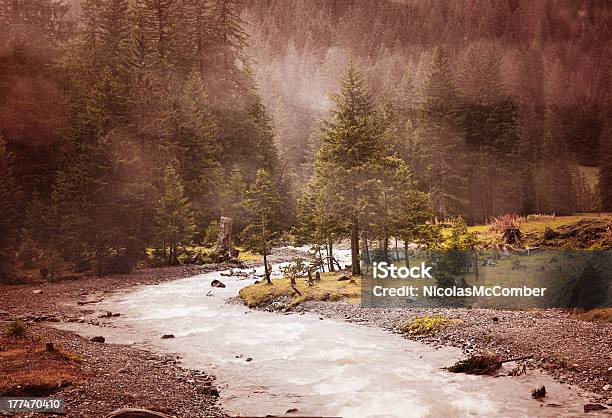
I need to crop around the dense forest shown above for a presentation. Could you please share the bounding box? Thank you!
[1,0,611,280]
[245,0,612,217]
[0,0,292,278]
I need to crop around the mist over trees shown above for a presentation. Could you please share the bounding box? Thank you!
[244,0,612,219]
[0,0,611,280]
[0,0,290,277]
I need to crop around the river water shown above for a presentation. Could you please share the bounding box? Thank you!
[56,251,602,417]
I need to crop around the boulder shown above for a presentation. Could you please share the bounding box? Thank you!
[32,289,43,294]
[531,386,546,398]
[106,408,172,418]
[161,334,175,339]
[211,279,226,288]
[90,336,105,343]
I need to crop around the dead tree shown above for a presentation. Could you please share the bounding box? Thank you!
[215,217,233,261]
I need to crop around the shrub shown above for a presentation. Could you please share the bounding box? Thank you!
[403,315,449,336]
[7,320,28,337]
[488,214,524,234]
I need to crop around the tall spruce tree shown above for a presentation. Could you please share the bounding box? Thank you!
[241,169,282,283]
[599,119,612,211]
[314,63,386,275]
[0,136,21,281]
[415,47,469,219]
[155,162,196,266]
[539,105,575,214]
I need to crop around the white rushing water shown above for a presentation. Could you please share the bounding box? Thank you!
[56,250,601,417]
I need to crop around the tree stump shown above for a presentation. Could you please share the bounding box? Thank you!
[215,217,233,261]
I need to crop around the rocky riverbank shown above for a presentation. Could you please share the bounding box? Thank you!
[0,247,305,417]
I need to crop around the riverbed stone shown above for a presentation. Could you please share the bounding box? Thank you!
[211,279,226,288]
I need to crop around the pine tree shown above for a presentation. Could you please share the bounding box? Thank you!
[221,164,248,231]
[314,63,386,275]
[379,156,433,266]
[99,0,131,72]
[207,0,248,92]
[155,162,196,266]
[599,120,612,211]
[241,169,282,283]
[539,105,574,214]
[171,70,222,227]
[415,47,469,219]
[134,0,177,63]
[0,136,21,281]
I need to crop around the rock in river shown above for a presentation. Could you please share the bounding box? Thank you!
[91,336,105,343]
[211,279,226,288]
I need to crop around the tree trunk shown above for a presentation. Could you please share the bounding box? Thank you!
[318,246,325,272]
[262,217,271,284]
[395,238,400,262]
[363,230,370,264]
[404,238,410,268]
[328,237,334,272]
[351,217,360,276]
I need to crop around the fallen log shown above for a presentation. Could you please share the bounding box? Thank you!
[445,354,533,375]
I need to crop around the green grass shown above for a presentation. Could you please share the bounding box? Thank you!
[239,272,360,308]
[440,214,612,249]
[402,316,456,336]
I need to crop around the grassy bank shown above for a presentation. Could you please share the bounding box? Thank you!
[459,213,612,249]
[239,272,361,308]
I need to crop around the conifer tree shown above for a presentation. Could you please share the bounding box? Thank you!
[539,106,574,214]
[241,169,282,283]
[207,0,248,91]
[314,63,386,275]
[415,47,469,218]
[222,164,248,231]
[0,136,21,281]
[134,0,177,62]
[155,162,196,266]
[599,120,612,211]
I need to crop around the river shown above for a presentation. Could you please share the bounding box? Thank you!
[56,250,601,417]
